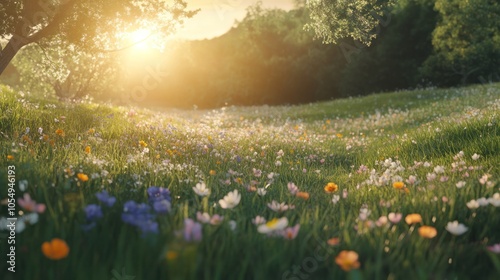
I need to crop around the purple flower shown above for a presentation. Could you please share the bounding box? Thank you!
[121,201,154,225]
[183,218,202,242]
[147,186,171,203]
[95,190,116,207]
[134,219,159,235]
[153,200,171,214]
[85,204,103,222]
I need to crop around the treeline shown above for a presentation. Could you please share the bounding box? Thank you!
[5,0,500,108]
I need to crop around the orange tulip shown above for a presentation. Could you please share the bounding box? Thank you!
[335,250,360,271]
[41,238,69,260]
[418,226,437,239]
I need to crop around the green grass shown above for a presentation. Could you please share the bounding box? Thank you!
[1,83,499,280]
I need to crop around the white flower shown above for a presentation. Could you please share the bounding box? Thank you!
[445,221,468,236]
[219,189,241,209]
[471,153,480,161]
[455,181,466,189]
[434,166,445,174]
[477,197,489,206]
[19,180,28,191]
[427,173,437,181]
[275,160,282,167]
[488,193,500,207]
[267,200,294,212]
[287,182,299,195]
[193,182,210,197]
[252,216,267,225]
[466,200,480,209]
[257,217,288,234]
[257,188,267,196]
[332,195,340,204]
[228,220,237,231]
[196,211,211,223]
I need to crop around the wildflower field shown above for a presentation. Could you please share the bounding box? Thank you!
[1,83,499,280]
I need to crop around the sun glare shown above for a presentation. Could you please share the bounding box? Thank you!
[129,29,152,49]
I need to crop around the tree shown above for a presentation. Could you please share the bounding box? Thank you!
[0,0,196,75]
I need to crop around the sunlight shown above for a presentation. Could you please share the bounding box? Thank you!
[128,29,152,50]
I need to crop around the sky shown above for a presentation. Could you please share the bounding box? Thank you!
[174,0,296,40]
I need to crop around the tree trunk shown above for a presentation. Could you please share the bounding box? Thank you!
[0,35,29,76]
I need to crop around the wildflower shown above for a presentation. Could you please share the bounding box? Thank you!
[219,190,241,209]
[139,140,147,147]
[228,220,237,231]
[455,181,466,189]
[19,180,28,191]
[17,193,46,213]
[209,170,217,176]
[252,216,266,225]
[405,213,422,225]
[77,173,89,182]
[418,226,437,239]
[487,244,500,254]
[282,224,300,240]
[147,186,172,203]
[183,218,202,242]
[445,221,468,236]
[471,153,480,160]
[192,182,210,197]
[434,166,445,174]
[41,238,70,260]
[287,182,299,195]
[95,190,116,207]
[335,250,360,271]
[477,197,489,206]
[267,200,295,212]
[121,201,158,235]
[152,199,171,214]
[426,173,437,181]
[87,128,95,134]
[393,181,405,189]
[85,146,91,154]
[166,251,178,261]
[332,195,340,204]
[250,186,264,196]
[343,189,348,199]
[466,200,480,209]
[84,204,103,222]
[327,237,340,246]
[7,155,14,160]
[210,214,224,225]
[257,217,288,234]
[324,182,339,193]
[488,193,500,207]
[296,191,309,200]
[375,216,389,227]
[196,212,211,224]
[55,129,65,136]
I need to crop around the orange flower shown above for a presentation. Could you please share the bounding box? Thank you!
[418,226,437,239]
[324,182,339,193]
[84,146,91,154]
[327,237,340,246]
[393,181,405,189]
[405,213,422,225]
[7,155,14,160]
[87,128,95,134]
[336,133,343,138]
[139,140,147,147]
[41,238,69,260]
[166,250,178,261]
[335,250,360,271]
[55,129,65,136]
[209,170,217,176]
[77,173,89,182]
[296,191,310,200]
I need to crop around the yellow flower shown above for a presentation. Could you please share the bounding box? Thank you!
[84,146,91,154]
[418,226,437,239]
[7,155,14,160]
[336,133,343,138]
[87,128,95,134]
[296,191,310,200]
[324,182,339,193]
[41,238,70,260]
[405,213,422,225]
[139,140,147,147]
[335,250,360,271]
[393,181,405,189]
[55,129,65,136]
[209,170,217,176]
[166,250,178,261]
[77,173,89,182]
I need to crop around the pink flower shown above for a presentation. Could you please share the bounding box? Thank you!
[388,212,402,224]
[282,224,300,240]
[487,243,500,254]
[18,193,46,213]
[287,182,299,195]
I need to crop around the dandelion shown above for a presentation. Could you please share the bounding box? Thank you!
[257,217,288,234]
[85,146,91,154]
[55,129,65,136]
[335,250,360,271]
[418,226,437,238]
[41,238,70,260]
[296,191,309,200]
[393,181,405,189]
[445,221,468,236]
[17,193,46,213]
[192,182,210,197]
[282,224,300,240]
[324,182,339,193]
[77,173,89,182]
[219,190,241,209]
[405,213,422,225]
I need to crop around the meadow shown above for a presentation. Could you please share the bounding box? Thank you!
[0,83,499,280]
